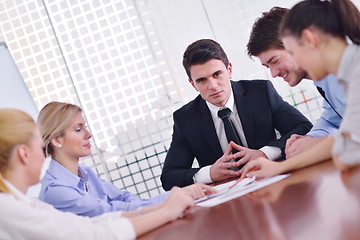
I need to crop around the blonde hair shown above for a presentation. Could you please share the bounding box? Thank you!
[37,102,82,157]
[0,174,10,193]
[0,109,37,193]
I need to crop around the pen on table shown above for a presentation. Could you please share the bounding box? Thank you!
[228,166,260,189]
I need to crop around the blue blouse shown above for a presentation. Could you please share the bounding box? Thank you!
[39,159,168,217]
[309,74,346,137]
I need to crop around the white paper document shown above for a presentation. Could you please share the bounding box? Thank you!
[195,174,290,207]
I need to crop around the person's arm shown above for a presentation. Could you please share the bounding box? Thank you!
[4,188,194,240]
[161,117,201,190]
[127,208,176,236]
[265,81,313,158]
[42,184,160,217]
[230,142,269,164]
[240,137,333,178]
[193,148,245,183]
[285,135,327,158]
[279,136,333,172]
[122,187,194,237]
[101,179,168,207]
[161,121,242,188]
[332,155,352,171]
[284,99,341,158]
[2,192,136,240]
[161,129,241,189]
[331,65,360,170]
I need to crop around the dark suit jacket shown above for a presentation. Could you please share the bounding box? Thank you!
[161,80,312,190]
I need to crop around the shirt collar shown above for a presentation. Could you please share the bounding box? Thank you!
[78,165,89,182]
[4,180,32,204]
[206,87,236,116]
[46,159,88,188]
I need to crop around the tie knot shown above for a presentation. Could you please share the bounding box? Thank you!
[218,108,231,119]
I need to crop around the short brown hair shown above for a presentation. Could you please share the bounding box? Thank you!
[183,39,229,79]
[247,7,289,57]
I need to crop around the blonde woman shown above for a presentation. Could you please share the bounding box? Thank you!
[0,108,196,239]
[38,101,215,217]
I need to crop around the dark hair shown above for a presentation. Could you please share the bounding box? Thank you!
[247,7,289,57]
[280,0,360,45]
[182,39,229,79]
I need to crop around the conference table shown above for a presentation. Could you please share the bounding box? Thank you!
[139,160,360,240]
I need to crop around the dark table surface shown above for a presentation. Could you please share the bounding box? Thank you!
[138,160,360,240]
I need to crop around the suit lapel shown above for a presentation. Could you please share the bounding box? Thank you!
[232,81,255,148]
[198,99,223,156]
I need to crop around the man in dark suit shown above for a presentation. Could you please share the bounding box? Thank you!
[161,39,312,190]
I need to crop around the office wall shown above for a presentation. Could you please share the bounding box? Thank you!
[0,42,38,119]
[1,0,358,197]
[0,41,50,197]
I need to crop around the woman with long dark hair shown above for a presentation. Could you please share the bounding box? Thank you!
[242,0,360,177]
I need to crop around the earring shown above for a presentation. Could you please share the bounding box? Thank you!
[58,144,62,148]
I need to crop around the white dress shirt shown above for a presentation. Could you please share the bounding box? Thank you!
[193,88,281,183]
[0,181,136,240]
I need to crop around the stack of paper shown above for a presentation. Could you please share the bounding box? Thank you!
[195,174,290,207]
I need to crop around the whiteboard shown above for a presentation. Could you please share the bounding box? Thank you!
[0,42,48,197]
[0,42,38,120]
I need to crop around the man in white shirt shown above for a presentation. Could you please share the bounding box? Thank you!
[161,39,312,190]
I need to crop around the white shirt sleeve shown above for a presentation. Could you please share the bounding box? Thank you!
[193,165,213,184]
[259,146,281,161]
[193,146,281,184]
[333,129,360,165]
[0,193,136,240]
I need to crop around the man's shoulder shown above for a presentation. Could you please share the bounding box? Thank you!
[232,79,273,93]
[232,79,272,87]
[314,74,340,88]
[173,94,203,116]
[320,74,337,83]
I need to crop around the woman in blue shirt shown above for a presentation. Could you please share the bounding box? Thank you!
[0,108,198,239]
[38,101,215,217]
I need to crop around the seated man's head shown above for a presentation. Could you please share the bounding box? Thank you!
[247,7,307,87]
[183,39,232,107]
